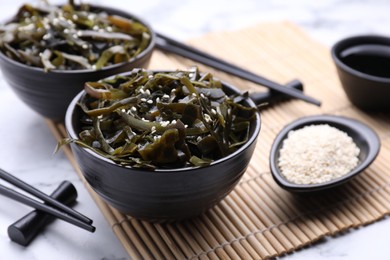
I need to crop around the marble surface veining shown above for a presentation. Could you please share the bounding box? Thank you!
[0,0,390,259]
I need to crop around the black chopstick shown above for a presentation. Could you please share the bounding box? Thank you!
[0,168,92,225]
[0,183,95,232]
[155,33,321,106]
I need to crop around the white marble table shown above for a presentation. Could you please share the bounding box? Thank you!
[0,0,389,259]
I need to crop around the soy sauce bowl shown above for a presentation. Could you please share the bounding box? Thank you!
[269,115,380,192]
[331,35,390,110]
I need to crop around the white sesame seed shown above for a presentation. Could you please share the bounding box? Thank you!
[121,109,126,113]
[200,93,205,98]
[171,89,176,93]
[156,97,161,103]
[64,28,70,34]
[184,124,188,128]
[204,114,212,122]
[72,14,79,20]
[107,26,113,32]
[162,94,169,99]
[140,98,147,102]
[171,120,177,125]
[151,126,156,133]
[211,109,217,115]
[131,107,137,112]
[147,100,153,104]
[197,136,202,142]
[93,25,99,31]
[160,121,169,127]
[43,34,51,40]
[82,44,88,49]
[145,89,151,95]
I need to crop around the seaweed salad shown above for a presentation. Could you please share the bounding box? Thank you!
[62,67,257,169]
[0,0,151,71]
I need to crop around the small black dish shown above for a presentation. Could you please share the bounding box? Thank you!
[269,115,380,192]
[331,35,390,110]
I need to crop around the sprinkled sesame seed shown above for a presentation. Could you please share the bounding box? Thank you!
[200,93,205,98]
[147,100,153,104]
[211,109,217,115]
[145,89,151,95]
[204,114,212,122]
[197,136,202,142]
[163,94,170,99]
[171,120,177,124]
[140,98,147,102]
[156,97,161,103]
[131,107,137,112]
[160,121,169,127]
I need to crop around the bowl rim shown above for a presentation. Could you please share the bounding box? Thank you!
[0,4,155,75]
[269,114,381,192]
[331,34,390,83]
[65,70,261,173]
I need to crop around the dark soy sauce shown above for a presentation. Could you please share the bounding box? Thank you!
[340,44,390,78]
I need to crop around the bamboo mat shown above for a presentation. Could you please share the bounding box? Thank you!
[47,21,390,259]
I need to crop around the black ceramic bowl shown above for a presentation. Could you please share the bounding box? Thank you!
[65,74,261,222]
[270,115,380,192]
[331,35,390,110]
[0,5,155,121]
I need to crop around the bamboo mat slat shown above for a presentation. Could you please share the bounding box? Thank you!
[46,21,390,259]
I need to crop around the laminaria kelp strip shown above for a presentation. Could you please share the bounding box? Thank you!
[60,67,257,169]
[0,0,151,71]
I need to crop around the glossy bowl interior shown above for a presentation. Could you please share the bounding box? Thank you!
[270,115,380,192]
[0,5,155,121]
[65,73,261,222]
[331,35,390,110]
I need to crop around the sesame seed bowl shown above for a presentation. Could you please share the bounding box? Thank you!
[64,68,261,222]
[269,115,380,192]
[0,2,155,121]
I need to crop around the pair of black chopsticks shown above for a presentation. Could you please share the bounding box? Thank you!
[155,33,321,106]
[0,168,95,233]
